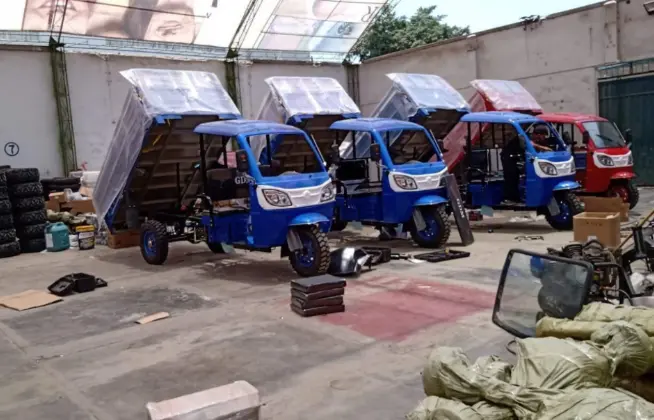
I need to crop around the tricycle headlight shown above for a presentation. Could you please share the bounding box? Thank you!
[393,174,417,190]
[538,162,558,176]
[320,184,335,202]
[262,189,292,207]
[597,154,615,167]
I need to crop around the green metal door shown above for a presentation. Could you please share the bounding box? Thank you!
[598,68,654,185]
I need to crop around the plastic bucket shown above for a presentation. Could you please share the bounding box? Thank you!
[76,225,95,251]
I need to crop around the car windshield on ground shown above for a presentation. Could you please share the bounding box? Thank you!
[583,121,626,148]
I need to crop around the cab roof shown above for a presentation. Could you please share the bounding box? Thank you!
[329,118,425,132]
[538,112,608,124]
[194,119,305,137]
[460,111,544,124]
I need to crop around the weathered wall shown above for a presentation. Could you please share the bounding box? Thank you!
[359,0,652,117]
[0,50,61,177]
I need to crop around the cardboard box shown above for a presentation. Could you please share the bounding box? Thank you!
[46,199,60,212]
[108,230,140,249]
[49,192,67,203]
[60,199,95,215]
[581,196,629,222]
[573,212,621,248]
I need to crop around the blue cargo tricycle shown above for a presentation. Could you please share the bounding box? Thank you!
[459,111,583,229]
[329,118,451,248]
[137,120,335,276]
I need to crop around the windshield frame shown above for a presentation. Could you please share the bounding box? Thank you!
[520,121,568,153]
[245,132,326,175]
[375,127,444,166]
[582,121,627,149]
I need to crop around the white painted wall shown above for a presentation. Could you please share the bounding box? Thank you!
[0,50,61,177]
[358,0,653,117]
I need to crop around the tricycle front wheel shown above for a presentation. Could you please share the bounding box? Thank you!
[609,181,639,210]
[140,220,169,265]
[409,205,451,248]
[545,192,583,231]
[289,225,330,277]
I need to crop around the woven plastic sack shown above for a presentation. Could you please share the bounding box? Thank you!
[576,302,654,335]
[532,388,654,419]
[590,321,654,377]
[406,397,515,420]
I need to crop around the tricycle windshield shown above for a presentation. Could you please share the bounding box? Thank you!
[520,122,567,153]
[380,128,442,165]
[582,121,626,148]
[248,133,324,175]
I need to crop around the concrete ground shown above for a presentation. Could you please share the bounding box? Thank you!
[0,190,652,420]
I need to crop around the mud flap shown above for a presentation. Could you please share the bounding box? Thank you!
[444,174,474,246]
[412,209,427,231]
[286,228,303,252]
[547,197,561,217]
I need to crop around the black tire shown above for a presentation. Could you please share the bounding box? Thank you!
[0,199,11,215]
[15,209,46,226]
[207,242,225,253]
[6,168,40,184]
[0,229,17,245]
[42,177,80,186]
[16,223,46,240]
[0,241,20,259]
[9,182,43,198]
[409,205,451,248]
[627,181,639,210]
[0,213,14,230]
[11,196,45,212]
[330,220,348,232]
[49,183,80,193]
[0,171,6,185]
[545,192,584,231]
[0,185,7,199]
[20,237,46,253]
[140,220,169,265]
[289,225,330,277]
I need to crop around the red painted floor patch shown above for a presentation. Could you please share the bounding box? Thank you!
[323,280,495,342]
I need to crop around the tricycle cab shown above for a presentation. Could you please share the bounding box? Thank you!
[460,112,583,230]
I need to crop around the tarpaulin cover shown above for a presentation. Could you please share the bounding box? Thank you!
[94,69,240,226]
[385,73,470,113]
[258,76,360,123]
[470,80,543,113]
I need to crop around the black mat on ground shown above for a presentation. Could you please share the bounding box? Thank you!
[291,274,346,294]
[290,302,345,317]
[291,296,343,310]
[291,287,345,301]
[413,249,471,263]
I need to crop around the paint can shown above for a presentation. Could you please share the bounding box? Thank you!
[76,225,96,251]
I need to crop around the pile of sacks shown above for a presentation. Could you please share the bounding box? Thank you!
[408,318,654,419]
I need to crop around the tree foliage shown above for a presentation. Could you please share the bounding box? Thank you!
[349,4,470,61]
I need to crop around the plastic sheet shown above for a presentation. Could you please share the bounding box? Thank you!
[94,69,240,227]
[470,80,543,113]
[259,76,360,122]
[386,73,470,111]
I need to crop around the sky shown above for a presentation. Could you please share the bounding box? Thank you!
[394,0,601,33]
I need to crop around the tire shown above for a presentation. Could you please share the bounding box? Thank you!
[15,209,46,226]
[0,213,14,230]
[16,223,46,240]
[330,220,348,232]
[140,220,169,265]
[289,225,330,277]
[409,205,451,248]
[0,241,20,259]
[42,177,80,187]
[20,237,46,253]
[0,171,6,185]
[9,182,43,198]
[49,183,80,193]
[207,242,225,254]
[11,196,45,212]
[627,181,640,210]
[0,199,11,215]
[545,192,584,231]
[0,185,7,199]
[0,229,17,245]
[6,168,40,184]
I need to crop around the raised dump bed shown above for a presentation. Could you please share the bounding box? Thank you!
[94,69,241,231]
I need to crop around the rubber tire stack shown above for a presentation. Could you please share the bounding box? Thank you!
[0,170,21,258]
[41,177,81,200]
[7,168,47,253]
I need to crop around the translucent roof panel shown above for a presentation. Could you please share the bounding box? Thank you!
[241,0,388,56]
[265,76,360,119]
[1,0,389,61]
[387,73,470,111]
[471,80,544,113]
[121,69,241,117]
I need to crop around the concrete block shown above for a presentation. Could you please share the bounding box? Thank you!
[146,380,260,420]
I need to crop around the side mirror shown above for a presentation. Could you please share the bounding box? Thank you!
[370,143,382,162]
[624,129,633,144]
[582,132,590,145]
[330,144,341,165]
[562,132,572,145]
[235,150,249,172]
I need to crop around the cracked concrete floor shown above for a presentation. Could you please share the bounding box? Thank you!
[0,190,651,420]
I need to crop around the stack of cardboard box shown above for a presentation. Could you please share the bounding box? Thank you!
[573,197,629,249]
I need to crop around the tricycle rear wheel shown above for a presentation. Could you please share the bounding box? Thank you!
[289,225,330,277]
[140,220,169,265]
[409,205,451,248]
